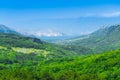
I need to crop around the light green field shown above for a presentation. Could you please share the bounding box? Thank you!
[0,46,7,49]
[12,47,50,57]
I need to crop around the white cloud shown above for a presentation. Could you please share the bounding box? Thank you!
[79,11,120,18]
[101,12,120,17]
[55,11,120,18]
[35,30,62,37]
[22,29,63,37]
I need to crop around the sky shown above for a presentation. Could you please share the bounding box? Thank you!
[1,0,120,36]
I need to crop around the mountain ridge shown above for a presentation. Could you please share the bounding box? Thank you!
[0,24,20,35]
[56,24,120,53]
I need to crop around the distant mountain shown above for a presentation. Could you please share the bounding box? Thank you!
[57,24,120,53]
[0,24,20,35]
[0,24,40,38]
[0,24,45,49]
[19,30,77,42]
[40,34,77,43]
[0,24,79,42]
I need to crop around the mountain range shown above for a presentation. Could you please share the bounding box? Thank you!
[1,24,120,53]
[0,24,75,42]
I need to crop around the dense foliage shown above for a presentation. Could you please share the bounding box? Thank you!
[0,47,120,80]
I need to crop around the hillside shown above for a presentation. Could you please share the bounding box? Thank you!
[0,33,44,49]
[58,24,120,53]
[0,33,93,58]
[0,46,120,80]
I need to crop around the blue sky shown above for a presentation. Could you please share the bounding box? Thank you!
[1,0,120,36]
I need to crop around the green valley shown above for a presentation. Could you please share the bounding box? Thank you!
[0,24,120,80]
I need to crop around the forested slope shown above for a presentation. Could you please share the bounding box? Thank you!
[0,46,120,80]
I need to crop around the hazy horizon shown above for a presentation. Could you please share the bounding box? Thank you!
[1,0,120,36]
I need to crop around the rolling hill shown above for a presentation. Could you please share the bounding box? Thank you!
[2,34,94,58]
